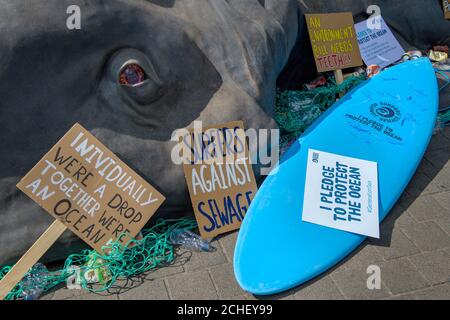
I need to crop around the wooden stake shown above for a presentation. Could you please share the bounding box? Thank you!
[0,220,67,300]
[334,69,344,85]
[334,69,344,98]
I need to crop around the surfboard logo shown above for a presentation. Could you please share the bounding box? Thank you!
[369,102,401,123]
[312,152,320,163]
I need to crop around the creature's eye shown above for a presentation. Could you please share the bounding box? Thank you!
[103,49,166,108]
[119,63,147,86]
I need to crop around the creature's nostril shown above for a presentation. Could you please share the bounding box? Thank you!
[119,63,147,86]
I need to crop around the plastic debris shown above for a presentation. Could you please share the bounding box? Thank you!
[169,229,215,252]
[428,50,448,62]
[366,65,381,78]
[402,50,423,61]
[433,59,450,71]
[344,67,366,80]
[19,263,49,300]
[305,75,327,90]
[433,45,449,54]
[78,253,112,285]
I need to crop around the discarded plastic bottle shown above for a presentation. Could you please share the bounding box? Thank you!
[20,263,49,300]
[169,229,216,252]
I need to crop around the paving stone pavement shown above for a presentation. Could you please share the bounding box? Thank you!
[41,128,450,300]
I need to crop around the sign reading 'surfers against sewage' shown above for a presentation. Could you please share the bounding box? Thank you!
[181,121,258,239]
[16,123,165,253]
[302,149,379,238]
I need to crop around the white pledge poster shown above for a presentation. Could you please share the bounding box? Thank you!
[355,15,405,68]
[302,149,379,238]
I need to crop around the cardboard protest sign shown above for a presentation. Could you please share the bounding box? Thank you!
[305,12,363,72]
[355,16,405,68]
[181,121,258,239]
[16,123,165,253]
[302,149,379,238]
[444,1,450,19]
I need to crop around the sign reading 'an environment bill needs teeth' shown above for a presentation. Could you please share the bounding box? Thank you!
[181,121,258,239]
[302,149,379,238]
[16,123,165,253]
[305,12,363,72]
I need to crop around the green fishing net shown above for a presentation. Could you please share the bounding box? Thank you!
[276,75,366,150]
[0,217,197,300]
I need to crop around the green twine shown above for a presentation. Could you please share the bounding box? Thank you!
[0,217,197,300]
[276,75,367,150]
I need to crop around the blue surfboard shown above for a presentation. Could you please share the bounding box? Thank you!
[234,58,439,295]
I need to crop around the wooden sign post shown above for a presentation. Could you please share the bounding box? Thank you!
[305,12,363,90]
[0,123,165,300]
[334,69,344,85]
[180,121,258,239]
[0,221,67,299]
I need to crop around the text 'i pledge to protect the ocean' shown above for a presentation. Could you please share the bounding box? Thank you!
[302,149,379,238]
